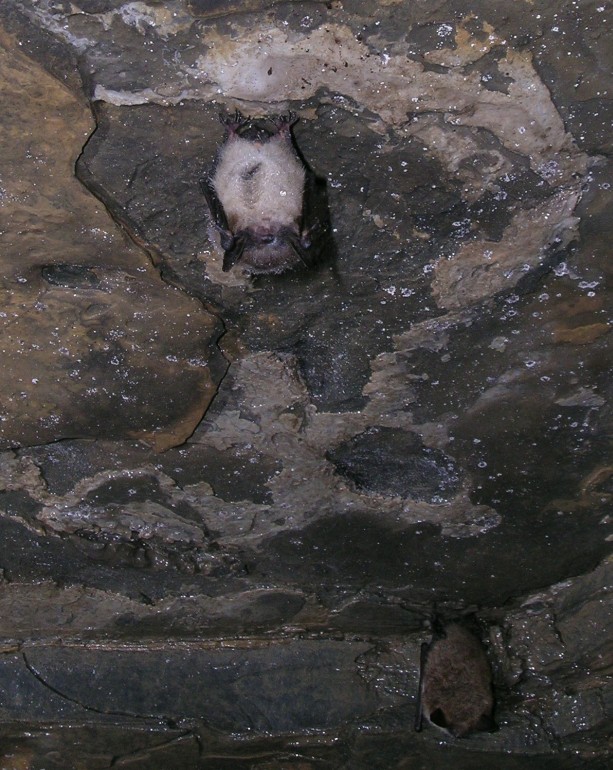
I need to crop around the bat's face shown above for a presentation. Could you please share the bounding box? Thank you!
[222,225,313,274]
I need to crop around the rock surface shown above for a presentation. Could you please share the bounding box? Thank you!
[0,30,226,451]
[0,1,610,767]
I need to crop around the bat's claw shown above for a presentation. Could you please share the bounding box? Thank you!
[220,109,250,134]
[272,112,298,135]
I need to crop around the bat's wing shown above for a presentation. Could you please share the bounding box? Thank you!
[200,176,233,246]
[301,170,323,238]
[200,175,244,268]
[414,641,429,732]
[287,230,313,267]
[289,170,324,267]
[301,169,317,227]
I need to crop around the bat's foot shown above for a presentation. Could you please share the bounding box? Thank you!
[271,111,298,136]
[220,109,250,135]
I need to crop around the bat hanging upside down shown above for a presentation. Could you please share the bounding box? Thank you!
[415,621,498,738]
[200,110,320,275]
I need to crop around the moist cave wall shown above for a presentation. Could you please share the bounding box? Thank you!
[0,1,610,768]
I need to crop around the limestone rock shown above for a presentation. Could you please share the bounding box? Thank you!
[0,32,225,451]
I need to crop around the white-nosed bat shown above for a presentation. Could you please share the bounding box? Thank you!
[415,621,497,738]
[200,110,320,274]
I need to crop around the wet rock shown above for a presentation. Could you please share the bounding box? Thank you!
[0,724,201,770]
[0,0,610,766]
[0,266,226,451]
[0,582,306,640]
[187,0,316,19]
[21,641,379,731]
[327,597,423,636]
[41,264,100,288]
[0,34,226,452]
[431,189,581,310]
[327,426,462,502]
[530,1,613,155]
[64,5,592,411]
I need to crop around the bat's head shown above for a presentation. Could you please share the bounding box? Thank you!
[221,224,315,274]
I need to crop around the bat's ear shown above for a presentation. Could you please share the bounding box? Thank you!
[218,228,235,251]
[300,222,322,250]
[222,236,246,272]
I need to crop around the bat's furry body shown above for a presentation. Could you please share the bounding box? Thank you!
[415,622,497,738]
[201,112,317,274]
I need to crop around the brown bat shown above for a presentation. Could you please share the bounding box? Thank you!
[200,110,320,274]
[415,621,497,738]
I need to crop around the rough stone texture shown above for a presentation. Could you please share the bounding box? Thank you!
[0,1,611,767]
[0,30,226,451]
[326,426,462,501]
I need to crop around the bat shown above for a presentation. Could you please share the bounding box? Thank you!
[200,110,321,274]
[415,620,497,738]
